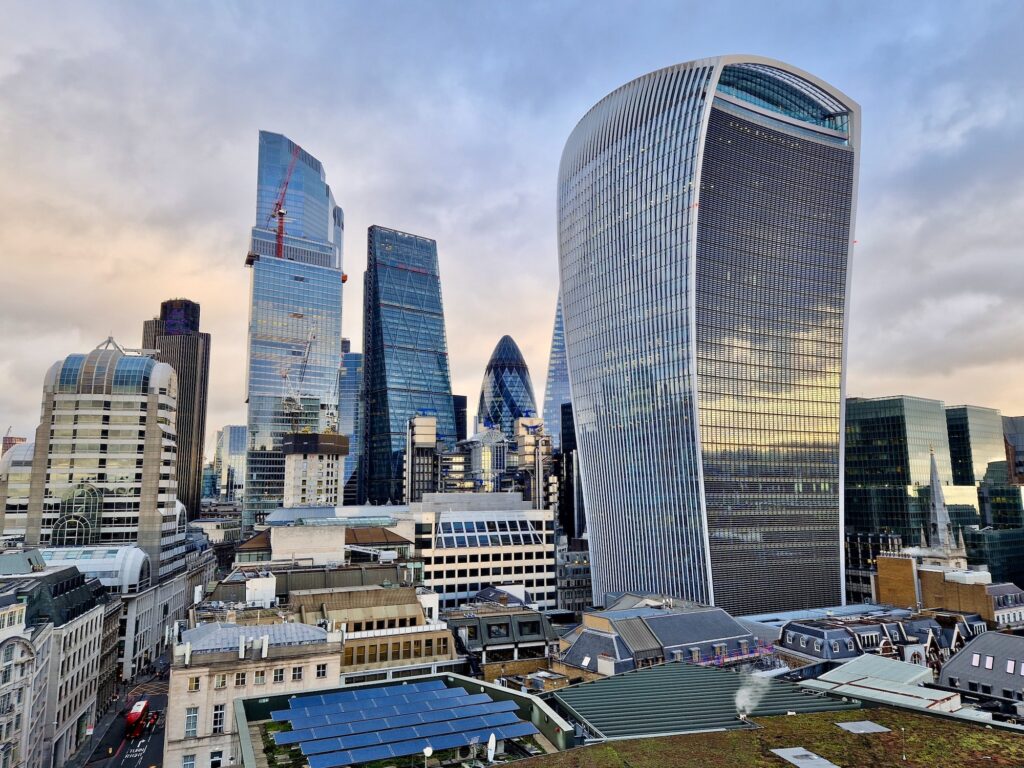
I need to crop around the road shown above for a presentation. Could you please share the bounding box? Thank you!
[84,681,168,768]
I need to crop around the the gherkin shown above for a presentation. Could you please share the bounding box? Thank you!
[477,335,537,439]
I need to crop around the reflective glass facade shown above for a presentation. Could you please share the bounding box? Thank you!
[558,57,859,612]
[214,425,247,502]
[845,396,975,541]
[339,340,365,505]
[946,405,1006,486]
[244,131,344,527]
[541,296,571,452]
[362,226,455,504]
[477,335,537,439]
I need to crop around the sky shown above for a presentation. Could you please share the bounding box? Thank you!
[2,1,1023,459]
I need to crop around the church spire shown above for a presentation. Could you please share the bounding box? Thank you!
[929,446,952,549]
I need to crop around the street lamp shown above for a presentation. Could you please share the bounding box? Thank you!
[423,745,433,768]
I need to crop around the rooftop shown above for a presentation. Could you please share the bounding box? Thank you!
[547,661,858,740]
[514,708,1024,768]
[182,621,327,653]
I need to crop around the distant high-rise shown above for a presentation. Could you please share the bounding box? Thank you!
[477,336,537,439]
[213,425,247,502]
[541,296,570,452]
[362,226,455,504]
[453,395,468,443]
[142,298,210,519]
[339,339,364,505]
[946,405,1006,486]
[845,396,981,540]
[1,435,25,457]
[558,56,860,612]
[0,339,188,577]
[244,131,344,527]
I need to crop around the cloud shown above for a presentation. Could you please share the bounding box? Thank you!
[1,0,1023,459]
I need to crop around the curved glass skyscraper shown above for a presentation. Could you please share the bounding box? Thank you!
[558,56,859,613]
[477,335,537,439]
[541,296,571,452]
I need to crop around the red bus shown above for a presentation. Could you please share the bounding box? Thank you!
[125,700,150,739]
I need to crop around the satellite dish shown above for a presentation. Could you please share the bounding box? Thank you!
[423,746,433,758]
[487,733,496,762]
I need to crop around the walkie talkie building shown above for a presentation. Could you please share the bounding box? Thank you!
[558,56,860,613]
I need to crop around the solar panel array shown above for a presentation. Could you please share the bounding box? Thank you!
[270,679,539,768]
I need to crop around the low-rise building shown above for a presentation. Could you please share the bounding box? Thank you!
[555,596,767,680]
[0,565,107,765]
[0,594,51,768]
[446,599,559,681]
[938,632,1024,712]
[163,622,343,768]
[876,555,1024,629]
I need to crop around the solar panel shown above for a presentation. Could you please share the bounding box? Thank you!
[295,679,446,709]
[287,682,537,768]
[283,687,465,726]
[280,699,520,749]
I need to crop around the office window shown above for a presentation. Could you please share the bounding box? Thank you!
[971,653,981,667]
[985,656,994,670]
[212,704,225,734]
[1008,660,1016,675]
[187,676,200,692]
[182,756,195,768]
[316,663,327,679]
[254,670,266,685]
[292,666,303,681]
[213,674,226,690]
[273,668,284,683]
[184,707,198,738]
[210,751,223,768]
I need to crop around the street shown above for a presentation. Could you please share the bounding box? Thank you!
[83,681,168,768]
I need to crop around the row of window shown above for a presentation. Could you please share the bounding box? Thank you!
[187,664,328,693]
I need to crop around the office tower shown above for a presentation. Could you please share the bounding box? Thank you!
[363,226,456,504]
[142,298,211,519]
[476,335,537,439]
[213,425,247,502]
[339,339,365,505]
[403,415,441,503]
[3,339,188,577]
[946,405,1007,485]
[244,131,344,527]
[541,296,571,452]
[558,56,859,612]
[282,433,348,507]
[845,396,980,540]
[1003,416,1024,482]
[453,395,468,443]
[557,401,585,540]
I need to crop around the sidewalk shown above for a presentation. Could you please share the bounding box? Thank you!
[70,672,161,768]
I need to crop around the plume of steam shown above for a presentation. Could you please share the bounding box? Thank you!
[735,674,770,719]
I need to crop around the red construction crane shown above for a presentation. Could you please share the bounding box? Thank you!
[267,143,301,258]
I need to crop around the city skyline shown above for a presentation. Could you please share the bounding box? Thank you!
[3,2,1024,455]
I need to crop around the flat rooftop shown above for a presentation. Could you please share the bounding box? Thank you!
[516,708,1024,768]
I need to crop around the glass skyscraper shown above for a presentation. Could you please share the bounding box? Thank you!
[541,295,571,452]
[339,339,364,505]
[362,226,455,504]
[214,425,247,502]
[946,405,1006,486]
[558,56,860,613]
[244,131,344,527]
[477,335,537,439]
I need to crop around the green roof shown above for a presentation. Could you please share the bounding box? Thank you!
[547,662,860,740]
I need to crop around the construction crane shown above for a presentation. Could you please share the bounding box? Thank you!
[266,143,301,259]
[281,327,317,431]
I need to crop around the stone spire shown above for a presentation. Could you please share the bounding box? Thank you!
[929,446,952,549]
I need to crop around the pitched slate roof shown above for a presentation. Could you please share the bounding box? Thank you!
[939,631,1024,701]
[644,607,750,649]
